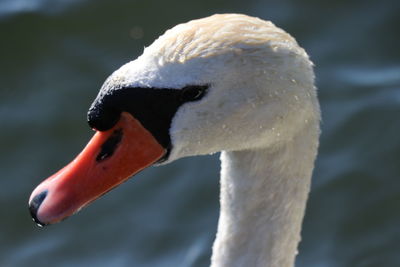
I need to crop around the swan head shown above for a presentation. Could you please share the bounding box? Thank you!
[89,14,318,161]
[29,14,319,225]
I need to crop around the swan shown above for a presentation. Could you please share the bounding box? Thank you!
[29,14,320,267]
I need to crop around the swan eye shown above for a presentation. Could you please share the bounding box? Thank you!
[180,85,208,102]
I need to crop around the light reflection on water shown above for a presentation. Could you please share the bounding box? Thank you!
[0,0,399,266]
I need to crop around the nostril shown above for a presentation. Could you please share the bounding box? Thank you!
[29,190,48,227]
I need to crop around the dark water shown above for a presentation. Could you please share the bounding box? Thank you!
[1,0,399,266]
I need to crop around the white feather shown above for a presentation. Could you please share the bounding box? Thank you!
[100,14,320,267]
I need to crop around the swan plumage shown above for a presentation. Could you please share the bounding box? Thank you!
[29,14,320,267]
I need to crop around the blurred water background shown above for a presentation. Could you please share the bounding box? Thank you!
[0,0,399,266]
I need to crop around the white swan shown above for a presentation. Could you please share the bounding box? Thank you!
[29,14,320,267]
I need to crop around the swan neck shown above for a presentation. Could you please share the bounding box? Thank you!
[211,124,318,267]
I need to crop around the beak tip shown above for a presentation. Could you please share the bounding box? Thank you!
[28,190,49,227]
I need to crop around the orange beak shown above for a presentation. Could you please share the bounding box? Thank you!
[29,112,166,226]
